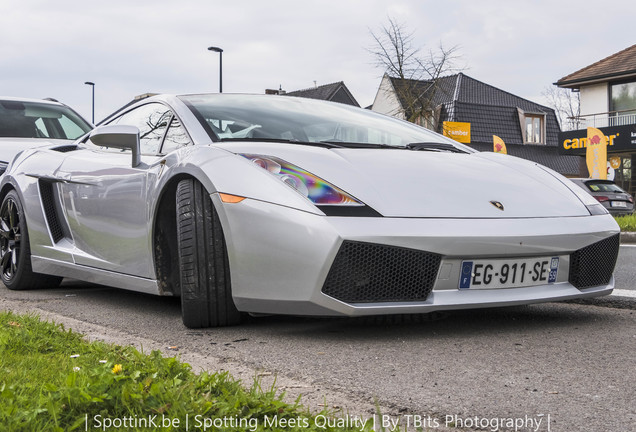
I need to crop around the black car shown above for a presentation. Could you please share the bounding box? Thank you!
[570,178,634,216]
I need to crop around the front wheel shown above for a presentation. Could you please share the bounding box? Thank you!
[176,179,241,328]
[0,190,62,290]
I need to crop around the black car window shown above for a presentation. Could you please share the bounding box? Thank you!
[111,103,172,155]
[160,117,192,154]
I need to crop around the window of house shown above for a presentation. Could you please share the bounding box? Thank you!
[610,81,636,126]
[611,154,632,196]
[517,108,545,144]
[525,115,542,143]
[610,81,636,112]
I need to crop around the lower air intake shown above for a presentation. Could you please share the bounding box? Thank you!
[322,241,441,303]
[569,234,620,289]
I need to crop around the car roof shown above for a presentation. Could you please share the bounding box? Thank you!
[0,96,64,106]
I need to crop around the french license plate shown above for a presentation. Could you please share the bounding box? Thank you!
[611,201,627,208]
[459,257,559,289]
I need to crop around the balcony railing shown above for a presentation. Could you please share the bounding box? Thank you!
[565,108,636,131]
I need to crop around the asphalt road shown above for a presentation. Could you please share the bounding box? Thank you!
[1,247,635,432]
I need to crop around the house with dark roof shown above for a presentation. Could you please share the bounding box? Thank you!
[555,44,636,195]
[266,82,359,107]
[372,73,584,176]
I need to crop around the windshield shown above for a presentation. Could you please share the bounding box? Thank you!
[0,100,92,140]
[179,94,470,150]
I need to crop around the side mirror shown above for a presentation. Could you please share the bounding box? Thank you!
[89,125,141,167]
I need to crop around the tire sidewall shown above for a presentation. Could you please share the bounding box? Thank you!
[176,179,241,327]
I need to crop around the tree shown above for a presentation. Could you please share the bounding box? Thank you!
[369,18,463,127]
[542,86,580,131]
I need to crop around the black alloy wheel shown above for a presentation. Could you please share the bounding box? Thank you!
[0,193,21,281]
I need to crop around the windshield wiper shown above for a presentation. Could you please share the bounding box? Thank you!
[322,141,468,152]
[218,138,345,149]
[320,141,400,149]
[406,142,469,153]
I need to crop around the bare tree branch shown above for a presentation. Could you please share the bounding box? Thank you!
[542,86,580,130]
[369,18,464,128]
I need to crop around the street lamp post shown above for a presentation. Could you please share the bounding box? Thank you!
[207,46,223,93]
[84,81,95,124]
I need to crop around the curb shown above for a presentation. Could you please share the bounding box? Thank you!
[621,232,636,244]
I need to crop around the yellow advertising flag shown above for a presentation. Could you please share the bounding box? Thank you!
[443,121,471,143]
[493,135,507,154]
[586,127,607,179]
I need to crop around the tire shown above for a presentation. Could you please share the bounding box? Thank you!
[176,179,241,328]
[0,190,62,290]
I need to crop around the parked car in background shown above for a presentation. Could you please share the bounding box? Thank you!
[570,178,634,216]
[0,94,621,328]
[0,97,92,175]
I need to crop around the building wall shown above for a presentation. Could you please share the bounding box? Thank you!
[371,75,405,120]
[580,83,608,116]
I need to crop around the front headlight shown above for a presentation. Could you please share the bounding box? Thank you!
[240,154,364,206]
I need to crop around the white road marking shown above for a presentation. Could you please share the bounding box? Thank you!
[620,244,636,247]
[612,289,636,298]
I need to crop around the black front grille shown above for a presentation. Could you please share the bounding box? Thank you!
[569,234,620,289]
[322,241,441,303]
[39,180,64,243]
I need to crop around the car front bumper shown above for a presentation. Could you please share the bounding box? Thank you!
[216,196,619,317]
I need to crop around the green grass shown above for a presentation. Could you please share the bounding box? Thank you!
[615,214,636,232]
[0,312,374,431]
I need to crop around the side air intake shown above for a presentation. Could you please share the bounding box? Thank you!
[38,180,64,243]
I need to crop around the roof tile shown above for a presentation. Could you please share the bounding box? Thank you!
[284,82,359,106]
[556,44,636,86]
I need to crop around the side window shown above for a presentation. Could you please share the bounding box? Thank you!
[160,117,192,154]
[111,103,172,155]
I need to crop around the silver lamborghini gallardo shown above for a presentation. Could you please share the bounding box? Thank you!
[0,94,620,328]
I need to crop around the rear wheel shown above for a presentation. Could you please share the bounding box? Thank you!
[0,190,62,290]
[176,179,241,328]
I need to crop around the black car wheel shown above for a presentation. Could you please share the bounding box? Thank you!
[0,190,62,290]
[176,179,241,328]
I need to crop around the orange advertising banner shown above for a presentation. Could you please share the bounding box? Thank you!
[586,127,607,179]
[493,135,507,154]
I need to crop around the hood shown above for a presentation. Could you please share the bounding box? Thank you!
[0,138,71,164]
[219,143,590,218]
[328,149,589,218]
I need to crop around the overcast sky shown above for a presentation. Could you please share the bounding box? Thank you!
[1,0,634,123]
